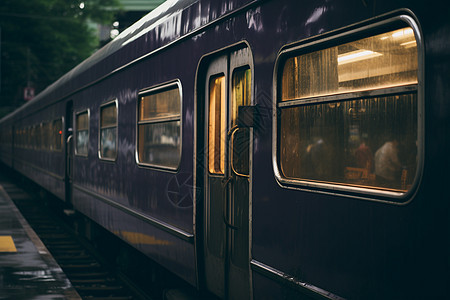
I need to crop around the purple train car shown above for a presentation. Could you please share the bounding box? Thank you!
[1,0,449,299]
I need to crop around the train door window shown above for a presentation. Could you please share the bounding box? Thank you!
[275,20,422,199]
[75,110,89,156]
[137,81,182,169]
[208,75,226,175]
[99,100,118,161]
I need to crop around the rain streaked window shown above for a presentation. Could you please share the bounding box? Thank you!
[278,27,419,193]
[138,83,181,169]
[281,28,418,100]
[99,101,118,160]
[76,111,89,156]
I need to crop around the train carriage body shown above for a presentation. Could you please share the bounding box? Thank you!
[1,0,449,299]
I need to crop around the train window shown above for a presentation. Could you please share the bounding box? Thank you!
[52,119,63,151]
[42,122,51,150]
[75,110,89,156]
[137,81,182,169]
[276,25,420,197]
[36,125,42,150]
[31,126,37,150]
[99,101,118,160]
[231,67,251,177]
[208,75,226,175]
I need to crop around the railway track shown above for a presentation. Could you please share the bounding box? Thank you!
[1,179,150,300]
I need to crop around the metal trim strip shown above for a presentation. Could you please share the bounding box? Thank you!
[278,84,417,108]
[250,260,344,300]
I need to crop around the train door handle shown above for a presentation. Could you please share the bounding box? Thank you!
[66,135,73,180]
[229,127,250,179]
[221,176,238,230]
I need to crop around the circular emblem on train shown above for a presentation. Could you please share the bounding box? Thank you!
[166,172,194,209]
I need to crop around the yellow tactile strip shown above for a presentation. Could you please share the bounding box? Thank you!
[0,235,17,252]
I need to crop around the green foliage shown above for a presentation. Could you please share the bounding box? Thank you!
[0,0,121,113]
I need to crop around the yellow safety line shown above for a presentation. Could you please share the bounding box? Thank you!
[0,236,17,252]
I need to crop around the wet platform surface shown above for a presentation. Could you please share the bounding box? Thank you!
[0,182,81,299]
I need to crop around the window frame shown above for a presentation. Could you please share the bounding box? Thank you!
[136,80,183,171]
[272,14,424,203]
[75,109,90,157]
[98,99,119,162]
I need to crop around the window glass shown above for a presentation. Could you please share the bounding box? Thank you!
[138,84,181,168]
[100,102,117,160]
[231,68,251,176]
[53,119,63,151]
[140,88,180,120]
[282,27,418,101]
[208,75,226,175]
[278,27,419,193]
[101,104,117,127]
[232,68,251,125]
[76,111,89,156]
[138,121,181,168]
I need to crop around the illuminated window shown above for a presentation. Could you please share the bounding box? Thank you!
[231,67,251,177]
[277,26,420,195]
[99,101,118,160]
[232,68,252,125]
[208,75,226,175]
[75,110,89,156]
[281,27,418,101]
[138,82,181,169]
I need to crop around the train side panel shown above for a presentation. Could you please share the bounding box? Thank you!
[0,0,449,299]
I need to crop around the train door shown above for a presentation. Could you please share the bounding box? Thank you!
[65,101,73,204]
[203,47,253,299]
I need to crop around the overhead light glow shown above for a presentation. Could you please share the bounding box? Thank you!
[79,2,85,9]
[400,40,417,48]
[110,29,120,39]
[338,50,382,65]
[392,28,414,39]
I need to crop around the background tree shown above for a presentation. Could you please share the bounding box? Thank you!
[0,0,121,117]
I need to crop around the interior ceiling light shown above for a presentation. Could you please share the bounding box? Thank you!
[338,49,382,65]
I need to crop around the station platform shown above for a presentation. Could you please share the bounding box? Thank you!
[0,183,81,299]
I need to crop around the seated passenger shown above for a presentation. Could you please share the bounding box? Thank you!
[374,139,402,187]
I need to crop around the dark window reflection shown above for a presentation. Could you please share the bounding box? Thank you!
[100,103,117,160]
[76,111,89,156]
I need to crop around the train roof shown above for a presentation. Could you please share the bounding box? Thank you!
[1,0,254,122]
